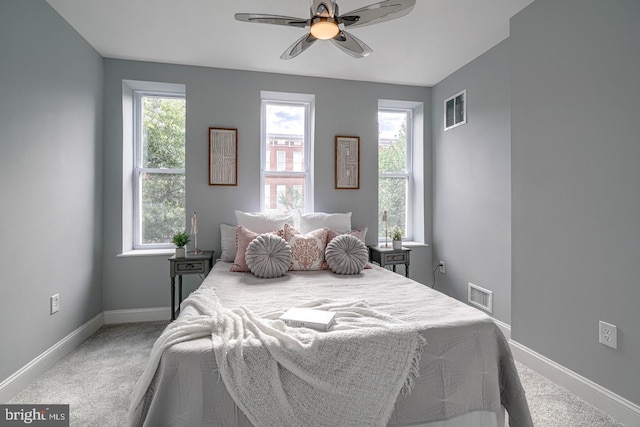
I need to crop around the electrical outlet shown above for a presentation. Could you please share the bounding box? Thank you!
[51,294,60,315]
[439,261,445,274]
[599,321,617,349]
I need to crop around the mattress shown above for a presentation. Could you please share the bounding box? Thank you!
[131,262,532,427]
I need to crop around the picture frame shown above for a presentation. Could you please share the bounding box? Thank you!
[209,127,238,186]
[335,136,360,190]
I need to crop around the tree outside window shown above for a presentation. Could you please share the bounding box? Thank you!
[135,94,185,247]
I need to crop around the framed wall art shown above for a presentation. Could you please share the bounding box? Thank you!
[209,127,238,186]
[335,136,360,190]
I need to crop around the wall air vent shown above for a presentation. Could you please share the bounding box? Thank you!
[468,282,493,313]
[444,89,466,131]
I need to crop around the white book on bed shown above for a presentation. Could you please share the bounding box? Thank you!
[279,308,336,331]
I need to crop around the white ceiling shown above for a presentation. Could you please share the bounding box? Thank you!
[45,0,534,87]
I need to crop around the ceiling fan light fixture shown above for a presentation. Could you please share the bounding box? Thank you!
[236,0,416,59]
[310,17,339,40]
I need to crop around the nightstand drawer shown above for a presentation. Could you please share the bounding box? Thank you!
[383,253,407,264]
[176,261,205,273]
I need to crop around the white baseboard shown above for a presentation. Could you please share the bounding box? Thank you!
[509,338,640,427]
[492,318,511,340]
[103,307,171,324]
[0,313,104,403]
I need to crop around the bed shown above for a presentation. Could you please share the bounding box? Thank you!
[130,210,531,426]
[129,259,532,427]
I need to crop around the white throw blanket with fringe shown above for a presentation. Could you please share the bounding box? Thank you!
[129,287,425,427]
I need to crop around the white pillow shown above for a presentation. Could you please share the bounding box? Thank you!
[219,224,236,262]
[235,210,293,234]
[299,212,351,234]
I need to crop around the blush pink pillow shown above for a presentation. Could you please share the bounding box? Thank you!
[230,226,282,272]
[284,223,329,271]
[230,226,259,272]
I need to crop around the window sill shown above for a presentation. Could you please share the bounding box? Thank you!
[376,241,429,248]
[117,249,175,258]
[401,241,429,248]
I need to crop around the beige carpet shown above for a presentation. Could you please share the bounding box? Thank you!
[9,322,624,426]
[513,360,623,427]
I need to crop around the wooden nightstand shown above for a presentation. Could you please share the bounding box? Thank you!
[368,246,411,278]
[169,251,214,320]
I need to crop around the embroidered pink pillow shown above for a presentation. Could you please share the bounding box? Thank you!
[230,226,282,272]
[284,223,329,271]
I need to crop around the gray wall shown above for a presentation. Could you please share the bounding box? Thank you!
[0,0,103,383]
[511,0,640,405]
[432,41,512,324]
[102,60,432,309]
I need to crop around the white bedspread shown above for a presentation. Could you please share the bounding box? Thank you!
[129,262,533,427]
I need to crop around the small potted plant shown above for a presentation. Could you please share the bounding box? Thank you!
[172,231,190,258]
[391,226,403,250]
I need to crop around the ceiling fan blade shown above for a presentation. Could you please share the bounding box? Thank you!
[310,0,338,18]
[330,30,373,59]
[339,0,415,29]
[235,13,309,28]
[280,33,318,60]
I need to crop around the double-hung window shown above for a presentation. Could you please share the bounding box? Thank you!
[378,108,413,241]
[261,91,314,214]
[132,90,186,249]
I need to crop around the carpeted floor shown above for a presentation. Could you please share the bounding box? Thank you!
[9,322,624,426]
[9,322,165,426]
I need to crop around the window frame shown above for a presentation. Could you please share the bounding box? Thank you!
[378,107,414,242]
[260,91,315,213]
[132,88,186,251]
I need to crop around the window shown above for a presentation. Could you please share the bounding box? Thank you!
[378,108,413,241]
[261,91,315,214]
[133,92,185,249]
[117,80,188,254]
[444,89,466,130]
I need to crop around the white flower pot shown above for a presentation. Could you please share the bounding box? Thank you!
[392,240,402,250]
[175,247,186,258]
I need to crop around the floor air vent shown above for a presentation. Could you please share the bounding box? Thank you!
[468,283,493,313]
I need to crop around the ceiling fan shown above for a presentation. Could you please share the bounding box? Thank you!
[235,0,416,60]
